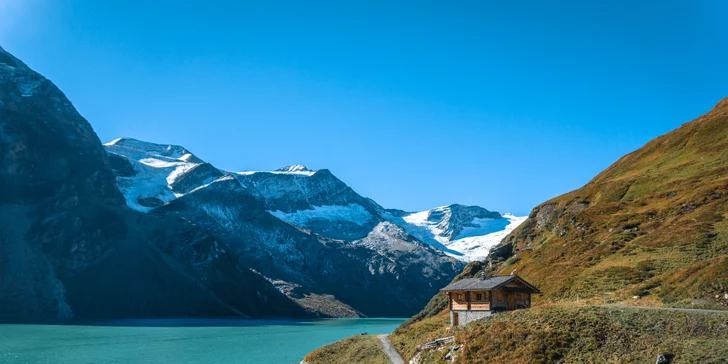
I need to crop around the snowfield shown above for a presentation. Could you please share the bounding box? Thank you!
[390,206,527,262]
[445,214,527,261]
[105,138,206,212]
[237,164,317,176]
[268,204,373,227]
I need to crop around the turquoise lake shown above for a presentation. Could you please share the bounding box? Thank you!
[0,318,405,364]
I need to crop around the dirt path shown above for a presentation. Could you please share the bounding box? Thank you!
[606,304,728,314]
[377,334,405,364]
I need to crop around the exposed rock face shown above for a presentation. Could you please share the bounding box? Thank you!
[107,140,462,317]
[0,46,307,321]
[235,168,384,241]
[0,45,125,319]
[0,46,463,320]
[655,353,675,364]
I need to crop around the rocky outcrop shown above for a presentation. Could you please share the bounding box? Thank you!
[154,174,461,317]
[103,137,464,317]
[0,46,304,321]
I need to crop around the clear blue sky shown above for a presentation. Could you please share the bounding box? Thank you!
[2,1,726,215]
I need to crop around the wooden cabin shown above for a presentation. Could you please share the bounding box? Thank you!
[440,274,540,327]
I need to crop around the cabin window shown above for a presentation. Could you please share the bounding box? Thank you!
[475,293,483,301]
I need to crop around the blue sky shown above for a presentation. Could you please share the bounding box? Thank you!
[2,1,726,215]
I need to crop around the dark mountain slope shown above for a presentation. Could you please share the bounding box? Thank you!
[0,46,303,320]
[490,98,728,306]
[104,138,463,317]
[0,46,461,320]
[155,174,462,317]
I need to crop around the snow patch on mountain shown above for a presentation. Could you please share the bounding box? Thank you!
[103,137,519,262]
[388,206,527,262]
[105,138,211,212]
[237,168,316,177]
[445,214,527,261]
[268,203,373,227]
[187,175,238,195]
[276,164,310,172]
[110,155,189,212]
[201,204,239,230]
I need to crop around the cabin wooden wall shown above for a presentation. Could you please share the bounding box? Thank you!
[450,292,469,310]
[490,288,506,309]
[448,291,491,311]
[469,290,490,310]
[505,281,532,307]
[490,287,531,309]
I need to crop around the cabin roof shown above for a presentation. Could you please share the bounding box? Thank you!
[439,275,541,293]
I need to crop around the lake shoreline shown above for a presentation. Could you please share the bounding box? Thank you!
[0,318,406,364]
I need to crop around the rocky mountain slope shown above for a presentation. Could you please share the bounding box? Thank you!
[106,137,386,240]
[0,46,469,320]
[105,137,465,317]
[0,45,300,320]
[487,98,728,306]
[104,136,521,263]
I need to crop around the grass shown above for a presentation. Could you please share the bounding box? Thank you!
[309,304,728,363]
[390,311,452,360]
[453,305,728,363]
[302,334,390,364]
[485,99,728,308]
[302,99,728,363]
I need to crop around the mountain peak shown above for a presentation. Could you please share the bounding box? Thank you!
[105,137,201,163]
[276,164,310,172]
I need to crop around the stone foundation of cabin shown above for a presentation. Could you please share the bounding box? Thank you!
[451,309,492,326]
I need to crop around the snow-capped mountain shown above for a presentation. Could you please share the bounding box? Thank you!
[105,138,384,240]
[0,45,507,321]
[102,137,461,317]
[104,137,523,263]
[0,46,303,320]
[387,205,527,262]
[104,137,222,211]
[234,166,384,240]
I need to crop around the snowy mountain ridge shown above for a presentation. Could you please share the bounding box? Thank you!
[103,137,524,261]
[386,205,527,262]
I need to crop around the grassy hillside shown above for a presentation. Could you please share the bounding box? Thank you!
[302,334,389,364]
[489,98,728,307]
[438,305,727,363]
[307,305,728,363]
[302,98,728,363]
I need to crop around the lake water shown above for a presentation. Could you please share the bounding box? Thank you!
[0,318,405,364]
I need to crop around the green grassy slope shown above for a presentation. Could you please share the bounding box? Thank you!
[490,98,728,307]
[453,305,728,363]
[302,335,390,364]
[313,305,728,363]
[302,98,728,363]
